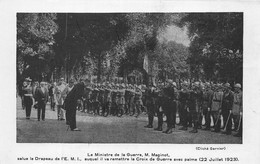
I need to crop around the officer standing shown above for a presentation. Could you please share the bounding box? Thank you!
[161,79,176,134]
[153,84,164,131]
[22,78,33,119]
[188,82,203,133]
[232,83,243,137]
[221,83,234,135]
[210,84,224,132]
[201,82,214,130]
[178,82,190,131]
[144,84,156,128]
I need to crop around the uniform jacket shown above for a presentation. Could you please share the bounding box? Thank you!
[211,91,223,112]
[54,84,66,105]
[232,91,242,115]
[222,90,234,111]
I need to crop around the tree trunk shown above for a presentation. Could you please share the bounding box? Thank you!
[97,52,102,83]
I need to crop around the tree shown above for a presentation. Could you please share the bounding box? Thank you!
[53,13,130,82]
[180,13,243,83]
[17,13,58,82]
[119,13,187,85]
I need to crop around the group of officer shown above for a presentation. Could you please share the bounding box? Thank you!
[143,80,242,137]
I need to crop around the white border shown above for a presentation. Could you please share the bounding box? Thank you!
[1,0,260,164]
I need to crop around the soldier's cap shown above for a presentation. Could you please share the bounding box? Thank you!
[234,83,241,89]
[40,81,45,85]
[224,83,231,88]
[25,77,32,82]
[60,78,64,80]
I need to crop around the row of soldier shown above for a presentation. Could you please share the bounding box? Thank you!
[143,80,242,137]
[20,77,242,136]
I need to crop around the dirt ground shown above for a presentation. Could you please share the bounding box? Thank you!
[16,97,242,144]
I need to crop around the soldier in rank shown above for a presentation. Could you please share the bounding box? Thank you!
[210,84,224,133]
[144,84,156,128]
[201,82,214,130]
[161,79,176,134]
[232,83,243,137]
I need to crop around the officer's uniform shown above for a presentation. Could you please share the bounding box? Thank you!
[178,88,190,130]
[188,86,203,133]
[232,84,242,137]
[144,86,156,128]
[201,87,213,130]
[118,86,126,114]
[210,87,223,132]
[154,87,163,131]
[161,84,176,134]
[92,87,99,115]
[134,88,143,117]
[104,86,112,115]
[221,84,234,135]
[23,81,33,119]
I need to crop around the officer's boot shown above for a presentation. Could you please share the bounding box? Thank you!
[189,122,198,133]
[145,115,153,128]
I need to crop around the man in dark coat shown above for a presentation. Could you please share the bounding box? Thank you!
[161,80,176,134]
[64,82,85,131]
[35,82,49,121]
[144,85,156,128]
[221,83,234,135]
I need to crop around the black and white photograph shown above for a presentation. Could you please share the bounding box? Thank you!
[1,0,260,164]
[16,12,243,144]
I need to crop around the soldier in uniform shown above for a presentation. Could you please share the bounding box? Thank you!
[210,84,223,132]
[93,84,100,115]
[178,82,190,131]
[153,84,164,131]
[134,85,143,118]
[22,78,33,119]
[232,83,242,137]
[124,84,130,115]
[188,82,203,133]
[111,84,118,116]
[103,83,112,116]
[118,84,126,115]
[128,84,136,116]
[221,83,234,135]
[98,84,105,115]
[144,84,156,128]
[201,82,214,130]
[54,78,67,121]
[161,79,176,134]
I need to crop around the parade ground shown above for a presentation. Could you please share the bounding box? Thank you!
[16,97,242,144]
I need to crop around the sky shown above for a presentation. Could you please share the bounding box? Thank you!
[157,25,190,47]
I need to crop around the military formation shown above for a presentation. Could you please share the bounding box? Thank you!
[20,77,242,137]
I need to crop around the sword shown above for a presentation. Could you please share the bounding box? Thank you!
[236,114,242,132]
[223,110,231,131]
[214,110,221,126]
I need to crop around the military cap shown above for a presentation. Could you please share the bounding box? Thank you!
[224,83,231,88]
[234,83,241,89]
